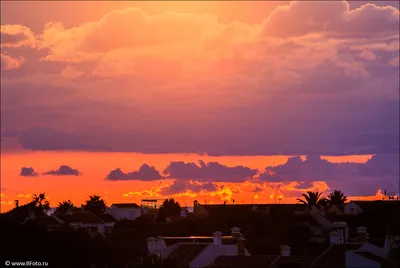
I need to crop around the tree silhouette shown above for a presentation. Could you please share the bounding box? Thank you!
[297,191,326,207]
[382,190,397,200]
[32,193,51,211]
[156,198,181,222]
[83,195,106,214]
[327,190,347,206]
[55,200,76,214]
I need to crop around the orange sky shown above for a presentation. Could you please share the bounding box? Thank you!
[0,151,379,212]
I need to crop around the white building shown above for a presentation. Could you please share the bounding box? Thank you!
[147,229,251,268]
[315,224,394,268]
[108,203,142,220]
[343,201,364,214]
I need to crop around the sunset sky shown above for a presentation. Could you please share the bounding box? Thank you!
[1,1,399,212]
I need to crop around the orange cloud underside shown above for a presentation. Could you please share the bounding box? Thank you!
[0,151,378,212]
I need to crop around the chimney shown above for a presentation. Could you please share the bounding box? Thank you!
[156,236,166,255]
[357,226,368,242]
[147,237,157,255]
[332,222,348,244]
[213,231,223,246]
[281,245,291,257]
[237,235,246,256]
[231,227,241,239]
[330,231,341,244]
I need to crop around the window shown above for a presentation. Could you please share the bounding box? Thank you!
[350,208,354,213]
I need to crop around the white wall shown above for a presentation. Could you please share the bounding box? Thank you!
[109,206,142,220]
[190,245,250,268]
[344,202,363,214]
[346,251,380,268]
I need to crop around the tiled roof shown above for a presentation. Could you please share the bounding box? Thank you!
[32,216,62,226]
[213,255,277,268]
[169,243,209,266]
[56,211,104,224]
[112,203,140,208]
[96,213,116,223]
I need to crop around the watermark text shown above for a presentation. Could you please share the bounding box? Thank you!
[5,260,49,267]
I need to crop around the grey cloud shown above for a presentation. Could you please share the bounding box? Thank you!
[163,160,258,182]
[258,154,399,196]
[0,26,35,48]
[43,165,81,176]
[160,180,217,195]
[19,167,38,177]
[105,164,163,181]
[358,154,400,177]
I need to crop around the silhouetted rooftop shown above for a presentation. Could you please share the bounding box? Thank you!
[111,203,140,208]
[96,213,116,223]
[56,211,103,224]
[170,243,209,267]
[354,251,388,265]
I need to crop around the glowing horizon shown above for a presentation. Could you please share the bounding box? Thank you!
[1,1,399,212]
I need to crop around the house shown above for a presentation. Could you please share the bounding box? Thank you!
[29,215,63,231]
[54,211,111,236]
[343,200,400,216]
[96,213,117,234]
[343,201,364,214]
[108,203,142,220]
[311,224,394,268]
[147,228,251,268]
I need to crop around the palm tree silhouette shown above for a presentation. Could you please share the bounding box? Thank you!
[32,193,50,211]
[83,195,106,214]
[297,191,326,207]
[55,200,76,214]
[327,190,347,206]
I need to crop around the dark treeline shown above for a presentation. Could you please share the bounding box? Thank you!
[1,190,399,268]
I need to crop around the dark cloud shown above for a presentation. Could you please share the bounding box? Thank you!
[258,154,399,196]
[160,180,217,195]
[43,165,81,176]
[10,92,398,156]
[19,167,38,177]
[163,160,258,182]
[358,154,400,177]
[0,25,35,48]
[258,155,357,182]
[105,164,163,181]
